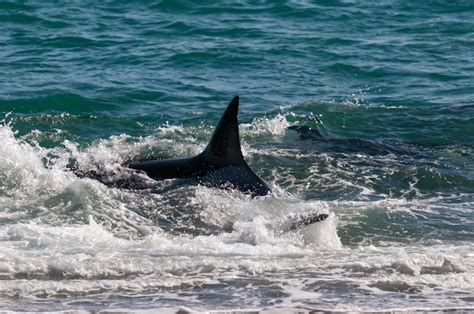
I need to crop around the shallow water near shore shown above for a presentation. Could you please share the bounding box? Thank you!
[1,0,473,312]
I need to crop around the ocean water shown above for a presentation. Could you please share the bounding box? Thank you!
[1,0,473,312]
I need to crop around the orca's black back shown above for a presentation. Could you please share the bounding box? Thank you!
[128,96,271,197]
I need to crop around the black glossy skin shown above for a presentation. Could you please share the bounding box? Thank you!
[129,96,271,197]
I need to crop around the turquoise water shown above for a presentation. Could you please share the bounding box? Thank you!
[1,1,473,312]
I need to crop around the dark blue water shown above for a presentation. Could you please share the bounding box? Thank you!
[0,1,473,312]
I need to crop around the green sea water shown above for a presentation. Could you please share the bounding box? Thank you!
[0,0,473,312]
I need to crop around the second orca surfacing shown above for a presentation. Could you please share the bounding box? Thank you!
[129,96,271,197]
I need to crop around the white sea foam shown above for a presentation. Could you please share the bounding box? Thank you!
[241,113,290,136]
[0,125,75,198]
[1,219,472,310]
[0,122,473,311]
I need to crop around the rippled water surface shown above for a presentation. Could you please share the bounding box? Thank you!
[1,0,473,312]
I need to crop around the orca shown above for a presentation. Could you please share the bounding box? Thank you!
[128,96,271,197]
[71,96,330,235]
[288,125,421,156]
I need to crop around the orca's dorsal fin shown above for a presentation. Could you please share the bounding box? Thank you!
[203,96,244,164]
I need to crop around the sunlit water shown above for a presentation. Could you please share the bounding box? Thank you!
[1,0,473,312]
